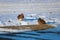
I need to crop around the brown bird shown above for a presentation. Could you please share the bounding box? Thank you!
[17,13,24,21]
[38,18,46,25]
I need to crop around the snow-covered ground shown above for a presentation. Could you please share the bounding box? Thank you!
[0,13,60,26]
[0,13,60,32]
[0,13,60,29]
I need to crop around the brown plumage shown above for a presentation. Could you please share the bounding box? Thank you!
[17,13,24,21]
[38,18,46,24]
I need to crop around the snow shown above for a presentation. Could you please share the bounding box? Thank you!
[0,28,32,33]
[27,20,38,25]
[20,21,28,25]
[38,16,46,19]
[0,13,59,26]
[0,13,60,33]
[3,20,28,26]
[0,21,3,26]
[25,17,37,20]
[55,19,60,23]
